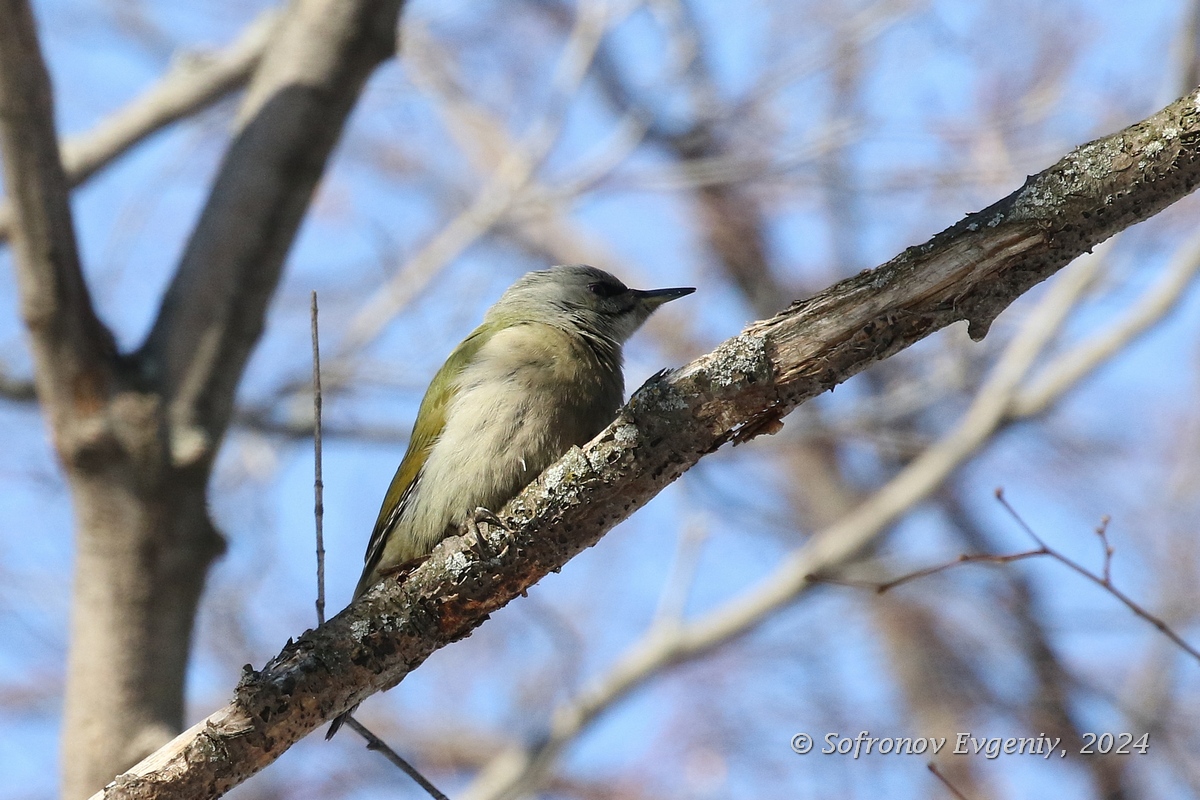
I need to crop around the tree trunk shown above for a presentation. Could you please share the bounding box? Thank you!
[62,446,224,799]
[0,0,405,795]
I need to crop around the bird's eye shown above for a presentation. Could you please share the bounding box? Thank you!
[588,281,623,298]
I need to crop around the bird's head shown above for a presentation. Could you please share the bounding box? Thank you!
[487,265,694,346]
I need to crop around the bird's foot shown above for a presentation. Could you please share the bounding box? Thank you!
[468,507,510,560]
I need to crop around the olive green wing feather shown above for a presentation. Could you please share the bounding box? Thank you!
[354,324,496,597]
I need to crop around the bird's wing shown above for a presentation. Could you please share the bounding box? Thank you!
[355,324,496,596]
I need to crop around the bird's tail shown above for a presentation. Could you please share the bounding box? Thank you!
[325,705,358,740]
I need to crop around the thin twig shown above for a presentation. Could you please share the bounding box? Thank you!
[807,549,1049,594]
[927,763,972,800]
[819,490,1200,664]
[311,293,448,799]
[877,550,1050,592]
[345,718,451,800]
[995,490,1200,664]
[312,291,325,626]
[1095,514,1113,586]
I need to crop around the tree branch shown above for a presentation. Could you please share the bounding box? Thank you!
[0,367,36,401]
[471,129,1200,798]
[464,227,1105,800]
[0,0,117,449]
[140,0,405,470]
[92,86,1200,800]
[0,8,278,244]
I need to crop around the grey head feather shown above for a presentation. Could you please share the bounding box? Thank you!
[486,265,694,353]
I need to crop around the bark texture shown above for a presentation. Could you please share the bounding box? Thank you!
[90,86,1200,800]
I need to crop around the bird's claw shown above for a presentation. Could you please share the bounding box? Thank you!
[473,507,509,529]
[468,507,509,559]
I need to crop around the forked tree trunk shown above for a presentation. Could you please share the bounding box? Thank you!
[0,0,406,796]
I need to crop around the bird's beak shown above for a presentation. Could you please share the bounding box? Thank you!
[633,286,696,308]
